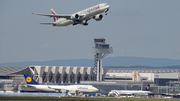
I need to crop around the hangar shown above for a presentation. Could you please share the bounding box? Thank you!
[0,66,108,84]
[28,66,108,84]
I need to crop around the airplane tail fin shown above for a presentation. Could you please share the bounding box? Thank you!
[51,9,58,22]
[24,74,39,85]
[144,84,150,91]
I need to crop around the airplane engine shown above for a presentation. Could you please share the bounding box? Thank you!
[71,14,80,20]
[55,90,60,92]
[94,14,103,21]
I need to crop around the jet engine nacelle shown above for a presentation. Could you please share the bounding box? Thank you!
[94,14,103,21]
[71,14,80,20]
[55,90,60,92]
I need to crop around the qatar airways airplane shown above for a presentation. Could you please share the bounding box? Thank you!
[32,3,110,26]
[24,74,98,93]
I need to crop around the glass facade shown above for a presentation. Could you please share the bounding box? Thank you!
[95,44,109,48]
[150,82,180,94]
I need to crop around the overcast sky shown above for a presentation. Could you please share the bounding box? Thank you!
[1,0,180,63]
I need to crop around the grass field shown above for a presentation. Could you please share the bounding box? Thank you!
[0,96,180,101]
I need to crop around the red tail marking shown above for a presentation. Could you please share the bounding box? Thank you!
[51,11,58,22]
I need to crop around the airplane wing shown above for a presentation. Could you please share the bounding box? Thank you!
[32,13,71,18]
[39,23,54,25]
[26,84,37,89]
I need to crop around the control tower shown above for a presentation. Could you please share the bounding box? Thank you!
[92,38,113,81]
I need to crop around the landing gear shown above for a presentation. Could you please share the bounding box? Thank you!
[105,8,109,15]
[73,23,79,26]
[83,23,88,26]
[83,20,89,26]
[73,20,83,26]
[73,20,89,26]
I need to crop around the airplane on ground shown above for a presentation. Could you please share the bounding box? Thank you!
[108,84,151,97]
[24,74,98,94]
[32,3,110,26]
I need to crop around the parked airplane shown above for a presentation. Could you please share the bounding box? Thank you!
[32,3,110,26]
[108,84,151,97]
[24,74,98,93]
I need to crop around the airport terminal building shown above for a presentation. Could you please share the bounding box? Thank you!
[0,66,180,94]
[27,66,108,84]
[105,69,180,86]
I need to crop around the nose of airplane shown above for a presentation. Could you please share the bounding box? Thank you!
[94,87,98,92]
[106,3,110,7]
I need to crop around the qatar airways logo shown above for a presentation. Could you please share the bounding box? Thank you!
[87,5,100,13]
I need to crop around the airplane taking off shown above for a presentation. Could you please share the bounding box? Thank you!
[109,85,151,97]
[24,74,98,93]
[32,3,110,26]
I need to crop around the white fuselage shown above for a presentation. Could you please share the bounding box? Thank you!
[116,90,151,94]
[55,3,110,26]
[27,84,98,93]
[55,18,74,26]
[28,85,55,92]
[109,90,151,96]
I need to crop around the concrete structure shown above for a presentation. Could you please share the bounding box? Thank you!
[92,38,113,81]
[0,66,108,92]
[106,69,180,86]
[0,66,31,83]
[29,66,108,84]
[0,66,31,92]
